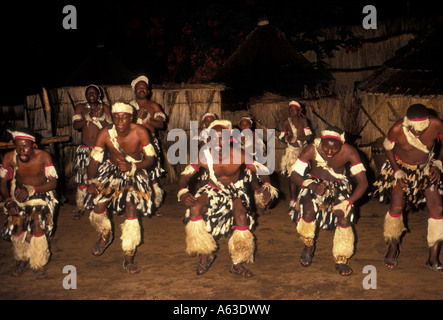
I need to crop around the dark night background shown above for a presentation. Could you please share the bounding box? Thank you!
[1,0,442,105]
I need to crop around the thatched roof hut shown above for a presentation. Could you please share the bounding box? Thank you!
[356,16,443,169]
[213,19,319,107]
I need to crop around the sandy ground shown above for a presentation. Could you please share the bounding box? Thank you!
[0,175,441,303]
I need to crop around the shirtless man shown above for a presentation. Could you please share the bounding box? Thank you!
[1,128,58,279]
[372,104,443,274]
[84,102,157,274]
[178,120,277,278]
[290,126,368,276]
[238,116,271,215]
[279,101,313,207]
[130,76,167,216]
[72,84,112,219]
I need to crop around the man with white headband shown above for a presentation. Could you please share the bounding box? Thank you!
[72,84,112,220]
[289,126,368,276]
[1,128,58,279]
[84,102,157,274]
[372,104,443,274]
[130,75,167,217]
[178,120,278,278]
[195,112,219,147]
[279,101,313,208]
[237,116,270,215]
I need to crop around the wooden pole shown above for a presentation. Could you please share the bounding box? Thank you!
[0,135,71,149]
[42,87,55,154]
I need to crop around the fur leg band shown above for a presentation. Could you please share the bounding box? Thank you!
[383,211,407,243]
[29,235,50,271]
[427,217,443,247]
[332,225,354,263]
[228,228,255,265]
[120,218,141,253]
[11,232,29,262]
[76,187,88,212]
[89,210,112,235]
[296,218,316,246]
[185,218,217,256]
[152,182,164,208]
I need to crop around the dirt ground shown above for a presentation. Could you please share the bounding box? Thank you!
[0,175,441,301]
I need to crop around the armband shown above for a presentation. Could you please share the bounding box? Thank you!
[72,114,83,122]
[177,187,189,202]
[105,113,113,124]
[252,161,270,175]
[432,159,443,173]
[350,162,366,176]
[302,178,316,188]
[154,111,167,121]
[291,159,309,176]
[181,164,198,175]
[383,137,395,151]
[91,146,105,163]
[43,164,58,179]
[0,166,11,179]
[142,143,157,158]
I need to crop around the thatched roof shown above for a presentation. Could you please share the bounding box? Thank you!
[357,17,443,96]
[212,20,318,103]
[63,45,136,87]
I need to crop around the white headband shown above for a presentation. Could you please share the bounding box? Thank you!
[321,129,345,143]
[202,112,216,121]
[208,120,232,131]
[239,116,253,125]
[131,76,149,91]
[289,100,302,110]
[8,130,36,142]
[112,102,134,114]
[403,116,430,132]
[86,84,101,95]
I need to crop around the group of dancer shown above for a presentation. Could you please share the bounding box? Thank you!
[1,76,443,280]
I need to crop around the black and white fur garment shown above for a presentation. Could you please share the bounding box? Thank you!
[371,158,443,209]
[183,170,254,238]
[2,190,58,240]
[84,160,153,216]
[74,145,93,185]
[150,136,166,181]
[289,176,355,230]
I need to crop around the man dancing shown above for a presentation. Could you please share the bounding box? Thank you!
[178,120,277,278]
[279,101,313,207]
[72,84,112,219]
[1,128,58,279]
[290,126,368,276]
[372,104,443,274]
[130,75,167,216]
[85,102,156,274]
